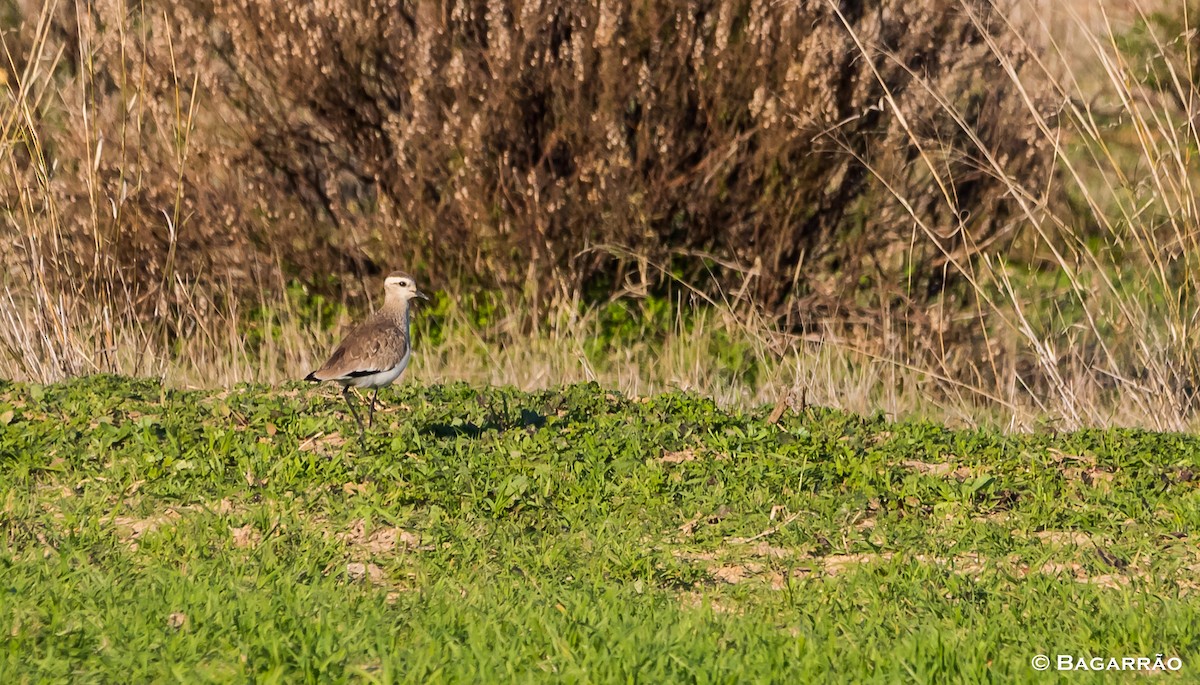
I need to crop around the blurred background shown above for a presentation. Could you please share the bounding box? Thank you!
[1,0,1196,430]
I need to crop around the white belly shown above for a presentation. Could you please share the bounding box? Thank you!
[349,348,411,388]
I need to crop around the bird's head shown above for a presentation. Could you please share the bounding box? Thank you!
[383,272,429,305]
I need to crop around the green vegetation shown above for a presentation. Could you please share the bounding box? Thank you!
[2,377,1198,682]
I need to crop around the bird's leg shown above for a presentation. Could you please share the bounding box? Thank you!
[342,386,366,442]
[368,388,379,428]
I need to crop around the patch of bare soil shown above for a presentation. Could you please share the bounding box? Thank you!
[658,449,697,464]
[1025,562,1133,589]
[230,524,261,549]
[298,432,347,456]
[678,591,740,614]
[102,498,241,550]
[1048,449,1116,489]
[1027,530,1094,547]
[682,545,1155,591]
[710,563,763,585]
[345,562,387,584]
[337,518,424,554]
[657,448,728,464]
[105,511,183,550]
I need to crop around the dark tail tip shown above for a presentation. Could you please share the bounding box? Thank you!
[304,371,320,382]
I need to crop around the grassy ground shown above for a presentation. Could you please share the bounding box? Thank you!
[1,376,1198,682]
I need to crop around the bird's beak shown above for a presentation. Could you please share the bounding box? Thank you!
[417,290,430,301]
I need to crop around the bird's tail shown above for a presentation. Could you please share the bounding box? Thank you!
[304,371,321,382]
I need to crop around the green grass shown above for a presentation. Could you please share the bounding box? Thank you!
[1,376,1198,683]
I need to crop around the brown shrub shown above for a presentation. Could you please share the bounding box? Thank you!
[3,0,1052,329]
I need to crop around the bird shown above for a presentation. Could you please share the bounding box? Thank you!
[305,271,428,437]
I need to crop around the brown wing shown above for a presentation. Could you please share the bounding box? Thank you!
[305,316,408,382]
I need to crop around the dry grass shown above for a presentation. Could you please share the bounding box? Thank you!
[1,0,1049,318]
[0,272,985,423]
[985,0,1200,429]
[1,0,1199,431]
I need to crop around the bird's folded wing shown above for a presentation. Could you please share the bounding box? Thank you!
[308,319,408,381]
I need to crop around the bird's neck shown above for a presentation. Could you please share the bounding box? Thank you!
[381,298,411,335]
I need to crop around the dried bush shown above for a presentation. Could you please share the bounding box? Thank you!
[3,0,1052,330]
